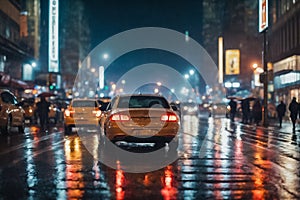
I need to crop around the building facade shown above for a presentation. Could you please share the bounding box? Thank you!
[270,0,300,103]
[0,0,33,80]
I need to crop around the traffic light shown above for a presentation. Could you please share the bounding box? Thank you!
[49,84,56,90]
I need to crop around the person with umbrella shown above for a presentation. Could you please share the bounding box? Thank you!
[36,96,50,130]
[241,99,250,124]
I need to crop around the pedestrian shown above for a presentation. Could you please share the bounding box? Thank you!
[241,99,250,124]
[288,97,298,131]
[228,99,237,122]
[252,99,262,126]
[276,101,286,128]
[36,96,50,130]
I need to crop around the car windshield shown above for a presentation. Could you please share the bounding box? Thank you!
[72,100,97,107]
[117,96,170,109]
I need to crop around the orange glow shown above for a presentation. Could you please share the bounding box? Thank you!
[115,169,125,200]
[161,165,177,200]
[143,175,150,186]
[64,137,84,199]
[251,129,270,199]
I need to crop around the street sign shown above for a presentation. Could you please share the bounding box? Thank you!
[259,0,268,33]
[225,49,240,75]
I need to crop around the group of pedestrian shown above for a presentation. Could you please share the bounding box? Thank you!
[228,96,300,131]
[275,97,300,131]
[228,98,262,125]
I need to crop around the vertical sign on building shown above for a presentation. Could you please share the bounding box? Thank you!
[225,49,240,75]
[259,0,268,32]
[218,37,223,84]
[48,0,59,73]
[99,66,104,89]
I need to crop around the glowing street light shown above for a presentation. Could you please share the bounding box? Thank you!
[189,69,195,75]
[184,74,189,79]
[156,82,162,86]
[31,62,37,68]
[103,53,109,60]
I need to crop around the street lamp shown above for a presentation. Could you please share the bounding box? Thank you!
[189,69,195,76]
[31,62,37,68]
[103,53,109,60]
[252,63,263,89]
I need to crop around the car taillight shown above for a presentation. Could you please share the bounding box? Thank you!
[110,114,130,121]
[93,110,101,117]
[64,109,74,117]
[161,113,178,122]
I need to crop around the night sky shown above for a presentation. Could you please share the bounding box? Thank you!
[84,0,206,93]
[85,0,203,48]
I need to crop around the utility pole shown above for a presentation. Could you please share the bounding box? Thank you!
[259,0,269,126]
[263,31,268,127]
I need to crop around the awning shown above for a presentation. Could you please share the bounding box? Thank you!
[0,72,32,90]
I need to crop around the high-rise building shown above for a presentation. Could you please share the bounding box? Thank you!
[23,0,40,59]
[202,0,261,91]
[270,0,300,103]
[0,0,33,80]
[60,0,91,90]
[39,0,90,90]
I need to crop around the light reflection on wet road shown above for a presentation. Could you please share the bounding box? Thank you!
[0,116,299,199]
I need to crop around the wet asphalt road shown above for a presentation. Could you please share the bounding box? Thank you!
[0,116,299,199]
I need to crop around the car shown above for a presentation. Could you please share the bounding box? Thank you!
[48,103,62,124]
[209,103,229,117]
[0,89,25,134]
[170,101,181,118]
[181,102,200,116]
[21,98,37,124]
[101,94,180,147]
[63,98,102,134]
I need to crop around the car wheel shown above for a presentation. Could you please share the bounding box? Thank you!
[1,116,12,134]
[18,121,25,133]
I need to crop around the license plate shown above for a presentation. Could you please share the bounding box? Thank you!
[25,119,30,123]
[133,129,158,136]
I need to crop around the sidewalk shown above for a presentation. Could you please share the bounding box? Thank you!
[236,117,298,134]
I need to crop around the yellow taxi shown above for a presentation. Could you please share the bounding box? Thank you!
[102,94,180,148]
[63,99,101,134]
[0,89,25,133]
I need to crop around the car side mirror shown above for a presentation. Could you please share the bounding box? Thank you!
[171,105,178,111]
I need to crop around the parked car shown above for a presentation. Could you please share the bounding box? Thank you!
[21,98,37,124]
[181,102,200,116]
[63,99,102,134]
[101,94,180,147]
[0,89,25,133]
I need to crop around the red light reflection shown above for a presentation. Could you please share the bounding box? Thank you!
[161,165,177,200]
[115,169,125,200]
[64,137,85,199]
